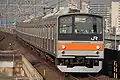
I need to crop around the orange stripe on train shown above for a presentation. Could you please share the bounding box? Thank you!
[58,43,103,50]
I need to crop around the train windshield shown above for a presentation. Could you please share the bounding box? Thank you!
[59,15,103,34]
[74,16,102,34]
[58,14,103,41]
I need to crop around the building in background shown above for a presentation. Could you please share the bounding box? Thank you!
[110,0,120,35]
[89,4,111,29]
[111,1,120,28]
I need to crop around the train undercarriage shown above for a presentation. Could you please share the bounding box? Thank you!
[56,57,103,73]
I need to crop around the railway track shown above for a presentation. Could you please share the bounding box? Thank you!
[0,32,114,80]
[19,38,101,80]
[68,74,99,80]
[88,74,99,80]
[17,36,113,80]
[18,38,65,80]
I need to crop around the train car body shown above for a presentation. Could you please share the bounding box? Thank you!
[16,8,104,73]
[57,13,104,73]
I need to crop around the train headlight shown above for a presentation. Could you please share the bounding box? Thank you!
[62,45,66,49]
[96,46,100,50]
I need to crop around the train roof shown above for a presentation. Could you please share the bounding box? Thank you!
[58,13,103,18]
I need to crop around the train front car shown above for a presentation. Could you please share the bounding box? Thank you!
[56,13,104,73]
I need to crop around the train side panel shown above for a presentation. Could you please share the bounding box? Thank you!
[16,21,57,57]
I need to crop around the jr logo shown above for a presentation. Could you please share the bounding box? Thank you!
[91,36,98,41]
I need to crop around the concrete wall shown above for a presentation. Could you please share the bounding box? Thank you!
[0,26,16,34]
[0,54,43,80]
[0,67,13,76]
[22,55,43,80]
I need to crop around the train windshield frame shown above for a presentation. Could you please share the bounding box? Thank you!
[58,14,103,41]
